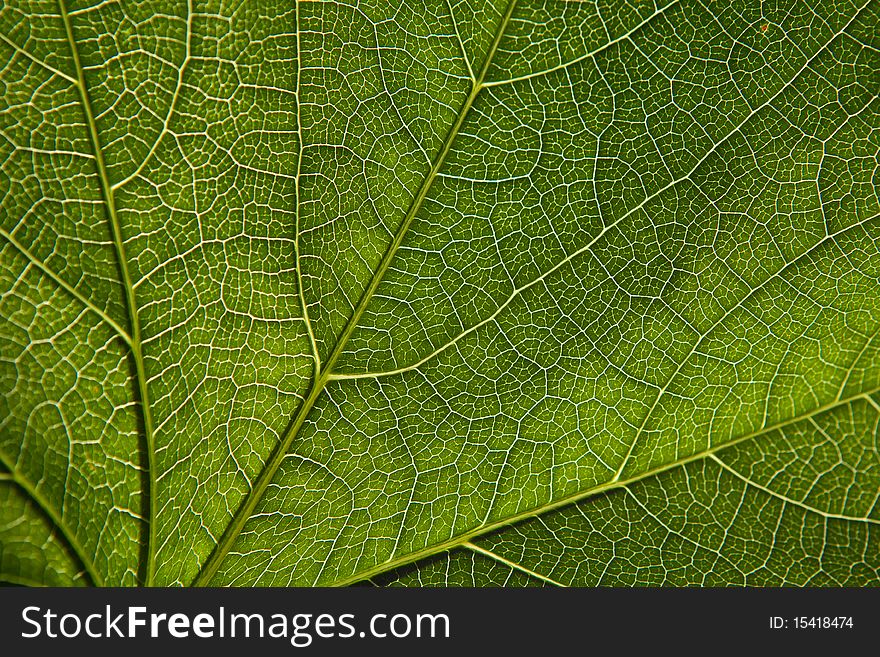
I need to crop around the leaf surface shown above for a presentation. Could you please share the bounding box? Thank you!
[0,0,878,586]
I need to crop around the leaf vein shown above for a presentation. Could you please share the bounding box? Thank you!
[329,387,880,586]
[57,0,158,586]
[192,0,521,586]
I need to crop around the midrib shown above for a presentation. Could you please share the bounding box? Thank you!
[58,0,158,585]
[192,0,520,586]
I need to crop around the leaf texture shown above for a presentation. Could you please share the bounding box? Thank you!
[375,395,880,586]
[0,0,878,587]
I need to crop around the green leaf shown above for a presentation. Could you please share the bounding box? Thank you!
[0,0,878,587]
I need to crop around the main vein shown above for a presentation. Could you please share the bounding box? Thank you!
[192,0,519,586]
[58,0,158,586]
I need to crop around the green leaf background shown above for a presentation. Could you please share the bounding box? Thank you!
[0,0,878,587]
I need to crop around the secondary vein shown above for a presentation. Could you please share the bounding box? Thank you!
[329,387,880,585]
[463,541,567,587]
[0,227,133,347]
[709,454,880,526]
[294,1,321,371]
[0,448,104,586]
